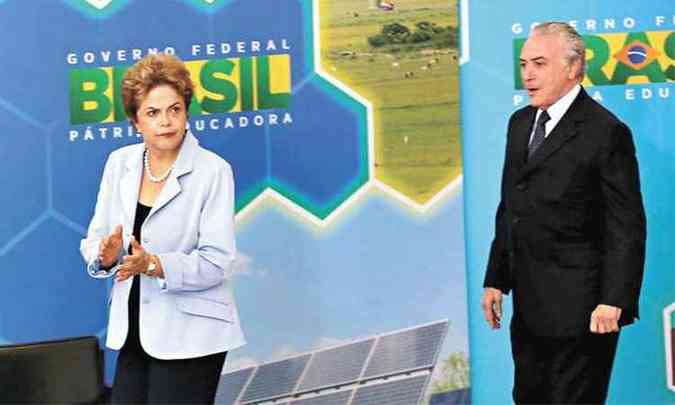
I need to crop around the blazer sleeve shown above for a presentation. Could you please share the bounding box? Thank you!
[80,155,124,276]
[597,121,646,315]
[158,162,237,292]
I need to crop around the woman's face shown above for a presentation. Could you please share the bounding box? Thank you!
[134,84,187,154]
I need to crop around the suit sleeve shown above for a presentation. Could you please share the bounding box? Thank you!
[157,162,237,292]
[598,121,646,315]
[483,116,515,294]
[484,201,510,294]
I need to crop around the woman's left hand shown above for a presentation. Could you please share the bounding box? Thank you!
[116,237,150,282]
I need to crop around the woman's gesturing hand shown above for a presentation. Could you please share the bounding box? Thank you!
[116,238,151,282]
[98,225,123,268]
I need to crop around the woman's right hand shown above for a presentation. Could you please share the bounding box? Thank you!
[99,225,123,267]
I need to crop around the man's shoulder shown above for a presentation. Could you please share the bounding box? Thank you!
[582,95,624,128]
[507,105,535,128]
[511,104,535,119]
[575,92,635,150]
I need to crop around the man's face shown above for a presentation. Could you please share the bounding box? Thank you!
[520,33,579,109]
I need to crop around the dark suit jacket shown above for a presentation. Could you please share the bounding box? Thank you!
[484,87,646,337]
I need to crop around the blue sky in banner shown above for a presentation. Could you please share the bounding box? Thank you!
[229,188,468,370]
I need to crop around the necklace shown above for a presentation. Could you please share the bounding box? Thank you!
[144,149,174,183]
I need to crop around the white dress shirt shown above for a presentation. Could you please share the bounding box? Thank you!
[529,84,581,143]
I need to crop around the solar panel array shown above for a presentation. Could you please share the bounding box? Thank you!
[297,338,375,392]
[362,322,446,378]
[289,375,430,405]
[351,375,429,405]
[214,367,255,405]
[290,390,353,405]
[215,321,448,405]
[239,354,311,403]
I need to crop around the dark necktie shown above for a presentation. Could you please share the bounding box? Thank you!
[528,110,551,158]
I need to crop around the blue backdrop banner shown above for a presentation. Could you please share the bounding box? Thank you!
[0,1,468,403]
[461,1,674,403]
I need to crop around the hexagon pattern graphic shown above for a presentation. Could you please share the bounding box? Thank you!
[54,0,369,223]
[0,219,108,343]
[0,0,370,346]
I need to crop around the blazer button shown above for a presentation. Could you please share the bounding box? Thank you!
[516,183,527,191]
[512,217,521,224]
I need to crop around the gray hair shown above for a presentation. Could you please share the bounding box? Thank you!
[531,22,586,80]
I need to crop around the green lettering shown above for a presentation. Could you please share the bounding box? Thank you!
[188,93,203,116]
[256,56,291,109]
[582,35,611,85]
[239,57,255,112]
[664,31,675,81]
[112,66,129,121]
[69,68,111,125]
[513,38,526,90]
[200,59,238,113]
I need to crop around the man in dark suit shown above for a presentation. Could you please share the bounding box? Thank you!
[481,22,646,404]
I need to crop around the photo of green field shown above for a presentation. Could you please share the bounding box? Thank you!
[318,0,461,204]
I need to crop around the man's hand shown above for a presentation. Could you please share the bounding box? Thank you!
[98,225,123,268]
[116,237,150,282]
[590,304,622,334]
[481,287,503,329]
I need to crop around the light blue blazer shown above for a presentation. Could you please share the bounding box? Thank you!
[80,132,245,360]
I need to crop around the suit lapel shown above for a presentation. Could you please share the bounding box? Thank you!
[516,88,588,181]
[511,108,537,169]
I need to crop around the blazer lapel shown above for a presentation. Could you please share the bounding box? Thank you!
[148,132,198,217]
[120,145,144,225]
[151,176,182,217]
[516,89,587,181]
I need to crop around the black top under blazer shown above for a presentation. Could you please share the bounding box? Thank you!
[484,87,646,337]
